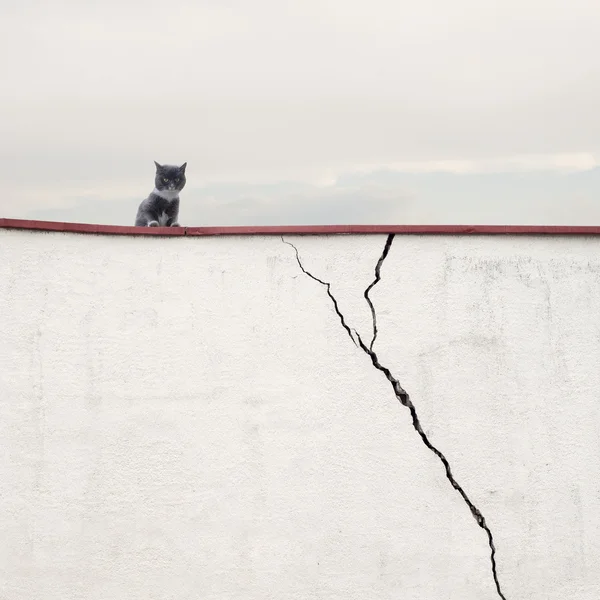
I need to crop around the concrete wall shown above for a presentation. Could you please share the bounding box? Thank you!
[1,227,599,600]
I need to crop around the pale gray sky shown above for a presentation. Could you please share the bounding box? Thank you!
[1,0,600,225]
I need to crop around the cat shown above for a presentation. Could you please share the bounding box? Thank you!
[134,161,187,227]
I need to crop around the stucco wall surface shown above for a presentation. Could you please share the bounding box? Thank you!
[0,228,599,600]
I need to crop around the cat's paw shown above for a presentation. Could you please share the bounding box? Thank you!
[170,222,180,227]
[148,221,159,227]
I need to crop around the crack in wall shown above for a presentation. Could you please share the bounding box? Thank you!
[283,235,508,600]
[282,239,358,348]
[364,234,394,351]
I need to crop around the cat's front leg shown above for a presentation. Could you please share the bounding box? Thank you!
[170,222,180,227]
[148,220,159,227]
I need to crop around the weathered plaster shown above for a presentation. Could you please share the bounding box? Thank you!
[1,228,599,600]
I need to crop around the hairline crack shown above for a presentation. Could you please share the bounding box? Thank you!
[282,238,357,347]
[283,234,507,600]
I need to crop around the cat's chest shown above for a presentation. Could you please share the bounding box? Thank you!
[157,211,170,226]
[149,194,178,222]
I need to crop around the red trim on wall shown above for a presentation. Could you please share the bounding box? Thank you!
[2,218,600,236]
[0,219,185,236]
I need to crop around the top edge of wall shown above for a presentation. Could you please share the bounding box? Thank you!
[2,218,600,237]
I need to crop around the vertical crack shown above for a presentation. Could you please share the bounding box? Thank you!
[283,235,508,600]
[364,234,394,350]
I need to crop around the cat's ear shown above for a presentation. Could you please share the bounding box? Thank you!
[179,162,187,173]
[154,161,163,171]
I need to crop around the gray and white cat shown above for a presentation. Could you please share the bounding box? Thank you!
[135,161,187,227]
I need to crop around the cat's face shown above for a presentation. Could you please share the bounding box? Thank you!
[154,162,187,193]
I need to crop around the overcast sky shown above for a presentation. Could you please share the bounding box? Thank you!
[1,0,600,226]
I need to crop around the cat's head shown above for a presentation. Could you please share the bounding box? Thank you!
[154,161,187,193]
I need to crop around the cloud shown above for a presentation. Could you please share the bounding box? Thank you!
[351,153,599,175]
[24,179,414,226]
[21,158,600,227]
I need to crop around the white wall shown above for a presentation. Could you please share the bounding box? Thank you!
[1,228,599,600]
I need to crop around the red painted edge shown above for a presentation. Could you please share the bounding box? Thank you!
[0,218,185,236]
[2,218,600,236]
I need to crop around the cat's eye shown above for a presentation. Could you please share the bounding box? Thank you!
[163,178,169,182]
